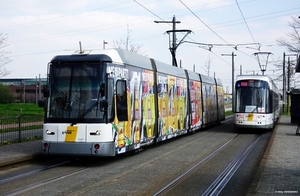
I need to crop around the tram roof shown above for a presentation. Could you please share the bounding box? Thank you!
[236,74,273,82]
[236,74,279,91]
[53,49,190,78]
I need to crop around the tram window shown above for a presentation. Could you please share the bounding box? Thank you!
[116,80,128,121]
[268,91,273,113]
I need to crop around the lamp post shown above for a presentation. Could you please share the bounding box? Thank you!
[103,40,108,49]
[253,52,273,75]
[35,76,38,104]
[221,52,237,112]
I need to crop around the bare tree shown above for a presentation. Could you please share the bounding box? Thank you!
[277,16,300,53]
[113,25,146,55]
[272,16,300,89]
[0,33,11,78]
[202,55,212,77]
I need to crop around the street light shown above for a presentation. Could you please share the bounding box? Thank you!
[103,40,108,49]
[253,52,273,75]
[221,52,237,112]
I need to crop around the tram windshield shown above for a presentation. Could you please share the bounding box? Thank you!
[235,80,268,113]
[46,62,114,123]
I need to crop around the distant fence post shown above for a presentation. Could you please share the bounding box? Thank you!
[17,114,21,142]
[0,122,3,146]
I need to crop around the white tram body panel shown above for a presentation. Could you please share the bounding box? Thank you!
[234,113,274,129]
[40,49,225,156]
[42,123,116,156]
[234,75,280,130]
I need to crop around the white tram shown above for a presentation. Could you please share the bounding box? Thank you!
[234,75,281,129]
[39,49,225,156]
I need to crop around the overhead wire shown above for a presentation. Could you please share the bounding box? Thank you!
[133,0,165,22]
[235,0,270,65]
[132,0,233,71]
[178,0,258,62]
[5,1,299,47]
[0,1,134,32]
[4,0,299,63]
[235,0,257,46]
[179,0,232,46]
[132,0,295,70]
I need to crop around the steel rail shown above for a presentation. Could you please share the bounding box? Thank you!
[0,160,71,185]
[201,134,261,196]
[4,167,90,196]
[153,134,240,196]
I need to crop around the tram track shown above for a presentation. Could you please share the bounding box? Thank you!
[0,117,269,196]
[153,134,241,196]
[0,156,109,196]
[201,134,261,196]
[0,127,225,195]
[153,133,262,196]
[0,160,71,185]
[4,166,90,196]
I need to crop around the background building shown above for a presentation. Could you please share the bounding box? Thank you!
[0,78,47,103]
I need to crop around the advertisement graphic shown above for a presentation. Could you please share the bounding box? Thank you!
[190,81,202,130]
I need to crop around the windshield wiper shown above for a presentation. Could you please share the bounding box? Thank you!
[70,87,107,126]
[70,101,98,126]
[251,106,257,113]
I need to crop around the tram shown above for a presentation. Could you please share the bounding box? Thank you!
[39,49,225,156]
[234,75,280,129]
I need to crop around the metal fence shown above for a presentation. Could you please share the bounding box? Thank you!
[0,115,44,145]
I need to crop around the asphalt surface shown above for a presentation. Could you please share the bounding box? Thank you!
[0,115,299,195]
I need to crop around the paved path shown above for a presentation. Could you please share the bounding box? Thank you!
[248,115,300,195]
[0,140,41,167]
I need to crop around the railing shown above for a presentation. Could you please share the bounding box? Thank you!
[0,115,44,145]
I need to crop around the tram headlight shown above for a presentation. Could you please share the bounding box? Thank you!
[90,130,101,135]
[46,130,55,135]
[236,114,243,119]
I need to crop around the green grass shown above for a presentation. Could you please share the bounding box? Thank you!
[1,136,43,145]
[225,110,233,116]
[0,124,43,132]
[0,103,44,117]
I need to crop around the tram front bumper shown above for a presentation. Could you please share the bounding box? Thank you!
[42,141,116,157]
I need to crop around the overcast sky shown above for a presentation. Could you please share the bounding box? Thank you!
[1,0,299,92]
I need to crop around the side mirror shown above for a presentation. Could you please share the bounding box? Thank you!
[101,100,108,110]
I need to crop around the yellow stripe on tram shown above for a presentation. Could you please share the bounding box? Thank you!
[65,126,78,142]
[247,113,254,121]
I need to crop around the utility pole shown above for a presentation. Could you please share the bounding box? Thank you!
[283,53,297,112]
[240,65,242,75]
[39,74,41,101]
[155,15,191,67]
[35,76,38,104]
[154,16,180,66]
[283,52,286,112]
[287,57,291,114]
[221,52,237,112]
